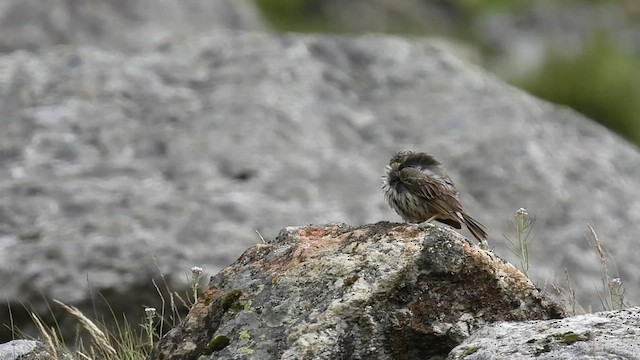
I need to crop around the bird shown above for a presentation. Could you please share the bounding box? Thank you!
[381,150,488,242]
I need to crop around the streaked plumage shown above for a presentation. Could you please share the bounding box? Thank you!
[382,150,488,242]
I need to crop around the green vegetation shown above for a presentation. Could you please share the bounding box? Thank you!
[461,345,480,356]
[206,335,231,353]
[5,266,210,360]
[454,0,526,14]
[515,34,640,146]
[27,300,156,360]
[254,0,333,32]
[553,331,583,345]
[503,208,535,278]
[587,224,630,311]
[221,289,243,312]
[501,208,631,314]
[254,0,527,33]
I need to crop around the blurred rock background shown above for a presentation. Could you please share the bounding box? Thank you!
[1,0,640,344]
[255,0,640,146]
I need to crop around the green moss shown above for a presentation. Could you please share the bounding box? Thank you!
[554,331,582,345]
[239,330,252,341]
[221,289,243,312]
[461,346,480,356]
[515,33,640,147]
[205,335,230,354]
[229,301,245,312]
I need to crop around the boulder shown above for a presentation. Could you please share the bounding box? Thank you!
[448,307,640,360]
[150,223,564,360]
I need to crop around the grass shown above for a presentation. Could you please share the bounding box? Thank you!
[502,208,630,314]
[587,224,630,311]
[503,208,536,278]
[28,300,148,360]
[6,266,207,360]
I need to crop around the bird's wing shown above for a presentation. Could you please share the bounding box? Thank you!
[398,167,447,199]
[398,167,463,213]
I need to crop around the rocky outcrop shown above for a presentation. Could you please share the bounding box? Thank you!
[448,307,640,360]
[150,223,564,360]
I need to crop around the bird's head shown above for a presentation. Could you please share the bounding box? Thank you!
[389,150,441,171]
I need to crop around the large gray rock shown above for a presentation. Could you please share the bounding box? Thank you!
[150,223,563,360]
[1,32,639,340]
[448,307,640,360]
[0,340,47,360]
[0,0,265,52]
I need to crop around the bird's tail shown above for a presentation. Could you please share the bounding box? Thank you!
[462,213,488,242]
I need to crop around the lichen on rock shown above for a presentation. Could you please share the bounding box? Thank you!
[150,222,563,360]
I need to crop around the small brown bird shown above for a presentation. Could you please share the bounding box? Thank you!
[382,150,488,241]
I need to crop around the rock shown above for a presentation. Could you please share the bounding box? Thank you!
[0,340,48,360]
[2,32,640,342]
[0,0,266,52]
[448,307,640,360]
[150,223,564,360]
